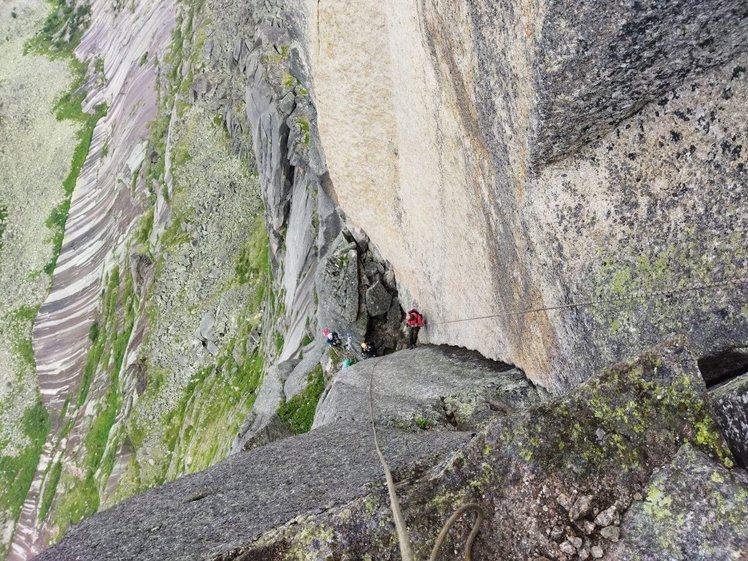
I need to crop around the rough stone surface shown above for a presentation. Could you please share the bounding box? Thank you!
[569,494,594,521]
[33,425,470,561]
[283,343,324,399]
[0,2,80,557]
[535,0,748,164]
[313,345,541,431]
[710,372,748,468]
[607,445,748,561]
[41,340,745,561]
[213,340,742,561]
[365,280,392,317]
[599,525,620,542]
[231,361,296,454]
[594,505,617,527]
[316,231,365,341]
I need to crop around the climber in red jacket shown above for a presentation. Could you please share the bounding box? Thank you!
[405,309,424,349]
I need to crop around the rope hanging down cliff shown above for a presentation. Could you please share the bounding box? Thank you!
[427,276,748,327]
[368,371,486,561]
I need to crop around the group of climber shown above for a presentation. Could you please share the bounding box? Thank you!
[323,328,376,357]
[322,308,425,361]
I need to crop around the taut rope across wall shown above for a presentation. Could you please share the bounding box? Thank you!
[428,276,748,327]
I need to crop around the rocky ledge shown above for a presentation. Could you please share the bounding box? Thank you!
[35,339,747,561]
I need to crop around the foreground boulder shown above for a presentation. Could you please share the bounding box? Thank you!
[608,445,748,561]
[33,425,470,561]
[36,339,746,560]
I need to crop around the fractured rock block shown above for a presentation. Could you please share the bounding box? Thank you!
[710,372,748,468]
[365,280,392,317]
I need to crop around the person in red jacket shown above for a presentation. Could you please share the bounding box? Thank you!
[405,309,424,349]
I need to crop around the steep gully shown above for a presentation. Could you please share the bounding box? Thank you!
[12,0,348,556]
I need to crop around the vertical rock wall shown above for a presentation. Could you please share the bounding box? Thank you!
[208,0,405,362]
[306,0,748,390]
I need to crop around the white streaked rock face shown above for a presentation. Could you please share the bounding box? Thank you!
[34,0,176,428]
[8,1,176,559]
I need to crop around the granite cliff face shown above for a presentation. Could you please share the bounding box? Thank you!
[36,341,748,561]
[307,0,748,390]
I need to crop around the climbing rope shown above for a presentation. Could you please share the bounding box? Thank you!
[351,274,748,560]
[428,503,485,561]
[428,276,748,327]
[368,371,485,561]
[369,370,415,561]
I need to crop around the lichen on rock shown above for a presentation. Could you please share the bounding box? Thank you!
[36,339,747,561]
[607,445,748,561]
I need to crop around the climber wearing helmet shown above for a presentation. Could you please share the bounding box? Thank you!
[322,327,341,347]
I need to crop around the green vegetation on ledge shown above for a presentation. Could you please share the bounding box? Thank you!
[278,365,325,434]
[45,264,137,537]
[0,306,49,533]
[27,0,91,55]
[27,0,108,276]
[44,95,107,275]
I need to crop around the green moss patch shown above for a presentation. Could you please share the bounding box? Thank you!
[45,264,137,535]
[236,214,271,286]
[27,0,91,56]
[44,100,107,275]
[278,365,325,434]
[27,1,108,276]
[0,403,50,524]
[501,346,734,478]
[38,458,62,523]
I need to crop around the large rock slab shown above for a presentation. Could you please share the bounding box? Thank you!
[34,340,745,561]
[307,0,748,391]
[230,360,297,453]
[34,424,470,561]
[535,0,748,164]
[283,341,325,399]
[222,339,743,561]
[365,279,392,317]
[313,345,543,431]
[315,231,365,341]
